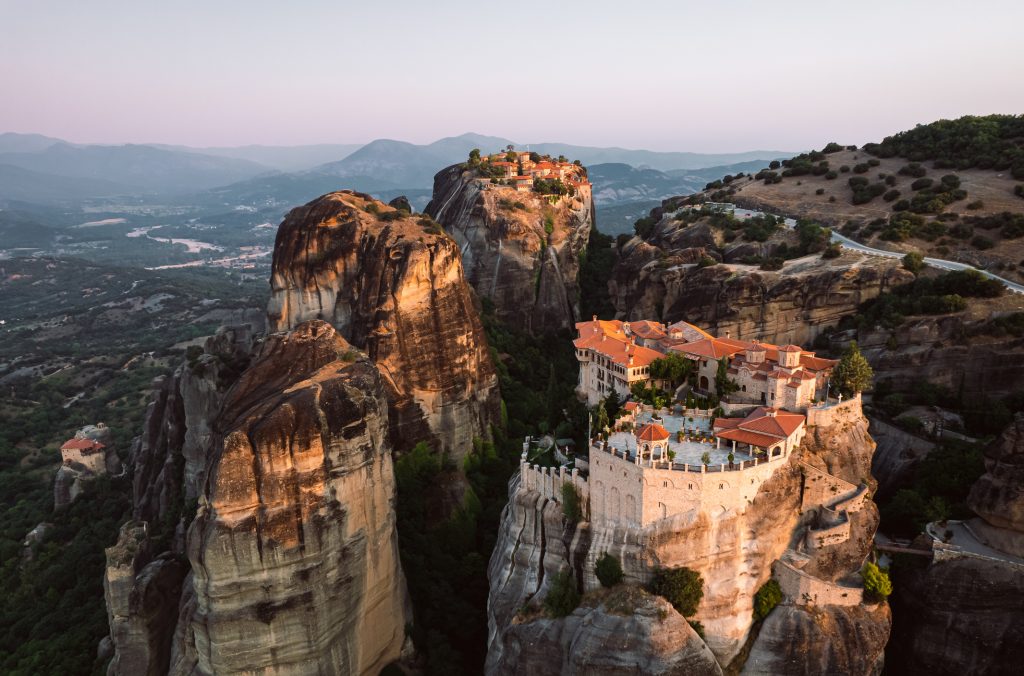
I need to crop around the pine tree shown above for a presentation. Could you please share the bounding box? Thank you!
[833,341,873,396]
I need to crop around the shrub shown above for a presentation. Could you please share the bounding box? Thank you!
[769,160,780,170]
[902,252,925,275]
[1016,185,1024,199]
[545,570,581,617]
[816,188,825,195]
[892,199,910,211]
[883,189,901,202]
[753,579,783,621]
[853,163,871,174]
[822,243,842,259]
[840,165,851,173]
[688,620,706,638]
[861,562,893,601]
[825,170,838,180]
[899,162,928,178]
[885,175,897,186]
[649,567,704,616]
[595,553,624,588]
[911,177,934,191]
[697,256,718,268]
[868,158,881,167]
[561,482,582,522]
[971,235,994,250]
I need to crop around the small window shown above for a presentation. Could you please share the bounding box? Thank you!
[688,483,693,490]
[719,483,724,489]
[663,481,668,487]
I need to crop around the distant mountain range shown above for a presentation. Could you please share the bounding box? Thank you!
[0,131,792,207]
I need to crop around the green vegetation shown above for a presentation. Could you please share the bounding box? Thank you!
[860,562,893,601]
[902,252,926,275]
[544,570,581,617]
[534,177,570,196]
[832,341,873,396]
[864,114,1024,179]
[561,483,582,522]
[752,579,782,621]
[649,352,694,390]
[649,567,704,616]
[714,357,739,396]
[595,553,624,588]
[849,270,1003,330]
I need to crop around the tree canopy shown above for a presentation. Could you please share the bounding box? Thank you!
[833,341,873,396]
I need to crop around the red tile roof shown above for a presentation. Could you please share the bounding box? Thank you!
[61,438,105,453]
[574,320,662,367]
[636,423,670,442]
[675,337,747,360]
[713,407,805,445]
[623,401,640,412]
[715,428,784,449]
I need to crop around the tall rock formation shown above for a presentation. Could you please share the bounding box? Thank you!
[267,190,500,458]
[486,403,890,675]
[886,414,1024,675]
[425,164,593,334]
[173,321,409,675]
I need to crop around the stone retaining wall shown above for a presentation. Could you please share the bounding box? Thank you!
[773,558,862,607]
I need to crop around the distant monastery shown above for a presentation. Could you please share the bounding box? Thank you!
[477,150,591,197]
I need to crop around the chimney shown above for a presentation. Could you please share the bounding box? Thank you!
[629,356,634,366]
[726,330,731,339]
[592,315,597,321]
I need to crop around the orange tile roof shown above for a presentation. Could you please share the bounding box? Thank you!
[780,344,802,353]
[623,401,640,412]
[636,423,670,441]
[61,438,105,452]
[574,320,662,367]
[675,337,747,360]
[712,417,742,430]
[740,407,805,437]
[800,355,837,371]
[715,428,784,449]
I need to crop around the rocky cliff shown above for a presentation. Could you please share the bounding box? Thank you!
[169,321,410,675]
[609,209,912,346]
[267,190,500,458]
[425,164,593,334]
[887,414,1024,675]
[486,404,889,674]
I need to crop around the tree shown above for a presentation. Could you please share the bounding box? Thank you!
[561,483,582,522]
[650,353,694,389]
[595,553,624,588]
[753,579,782,621]
[715,357,739,396]
[861,562,892,601]
[833,341,873,396]
[545,570,581,617]
[594,401,609,435]
[603,390,621,422]
[649,567,704,616]
[700,451,711,466]
[468,148,481,164]
[902,252,926,275]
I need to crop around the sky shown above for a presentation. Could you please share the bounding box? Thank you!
[2,0,1023,152]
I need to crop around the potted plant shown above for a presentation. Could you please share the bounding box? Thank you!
[701,451,711,466]
[727,452,735,468]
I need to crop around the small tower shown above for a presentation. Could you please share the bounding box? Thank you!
[779,344,802,368]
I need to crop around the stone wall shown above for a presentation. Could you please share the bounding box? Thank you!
[587,444,787,528]
[800,462,859,512]
[773,558,863,607]
[805,394,862,428]
[519,462,590,510]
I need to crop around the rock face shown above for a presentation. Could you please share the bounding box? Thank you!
[492,588,723,676]
[887,414,1024,675]
[487,404,889,674]
[104,521,188,676]
[610,216,912,346]
[425,165,593,334]
[968,415,1024,536]
[170,321,409,675]
[267,190,500,458]
[857,314,1024,399]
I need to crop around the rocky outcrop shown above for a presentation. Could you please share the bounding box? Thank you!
[744,603,891,675]
[131,325,256,527]
[858,314,1024,399]
[104,521,189,676]
[968,414,1024,538]
[610,224,911,346]
[869,417,936,499]
[887,414,1024,675]
[487,404,888,674]
[425,165,593,334]
[53,423,122,510]
[267,190,500,458]
[172,321,410,675]
[492,588,722,676]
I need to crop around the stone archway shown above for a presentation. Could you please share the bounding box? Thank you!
[610,487,621,523]
[699,375,709,391]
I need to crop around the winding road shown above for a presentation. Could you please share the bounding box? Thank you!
[732,207,1024,294]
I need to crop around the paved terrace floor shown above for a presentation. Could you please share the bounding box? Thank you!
[634,410,714,435]
[606,431,756,466]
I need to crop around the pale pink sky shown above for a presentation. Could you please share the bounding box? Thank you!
[2,0,1022,152]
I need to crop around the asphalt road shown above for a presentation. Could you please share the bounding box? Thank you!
[732,207,1024,294]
